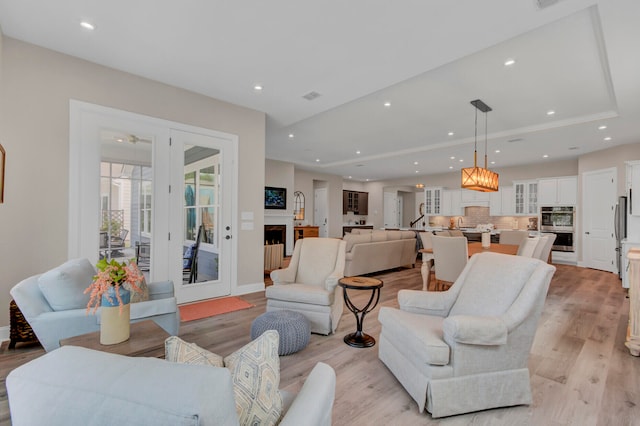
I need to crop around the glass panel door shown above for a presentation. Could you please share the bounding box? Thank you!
[171,130,233,303]
[99,133,153,278]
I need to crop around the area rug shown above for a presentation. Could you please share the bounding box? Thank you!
[179,296,254,322]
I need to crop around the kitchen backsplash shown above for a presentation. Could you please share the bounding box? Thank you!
[429,206,536,230]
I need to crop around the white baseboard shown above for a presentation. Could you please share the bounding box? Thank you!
[0,325,9,343]
[234,282,265,296]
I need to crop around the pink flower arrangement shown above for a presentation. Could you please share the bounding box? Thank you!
[85,258,144,314]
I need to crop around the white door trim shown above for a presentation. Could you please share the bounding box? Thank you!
[69,100,238,293]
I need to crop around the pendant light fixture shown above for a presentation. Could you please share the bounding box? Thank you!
[461,99,499,192]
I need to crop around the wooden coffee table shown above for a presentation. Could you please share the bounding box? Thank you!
[60,320,170,358]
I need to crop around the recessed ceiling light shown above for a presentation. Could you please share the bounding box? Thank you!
[315,158,320,162]
[253,84,263,92]
[504,59,516,66]
[384,101,391,107]
[495,149,501,153]
[546,110,555,116]
[413,161,419,165]
[449,166,453,169]
[415,170,419,174]
[448,132,454,136]
[450,156,455,160]
[459,159,464,162]
[115,138,124,143]
[543,154,549,158]
[80,21,95,30]
[491,161,496,165]
[288,133,294,139]
[598,125,607,130]
[604,137,612,141]
[356,150,361,155]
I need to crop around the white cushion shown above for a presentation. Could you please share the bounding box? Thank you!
[343,233,371,252]
[37,258,95,311]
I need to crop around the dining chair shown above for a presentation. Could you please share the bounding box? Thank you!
[499,230,528,246]
[419,232,435,288]
[431,236,468,291]
[533,234,556,263]
[518,236,540,257]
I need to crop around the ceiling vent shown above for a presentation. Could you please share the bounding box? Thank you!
[302,91,322,101]
[535,0,562,9]
[508,138,524,143]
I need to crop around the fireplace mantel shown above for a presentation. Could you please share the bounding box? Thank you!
[265,213,294,256]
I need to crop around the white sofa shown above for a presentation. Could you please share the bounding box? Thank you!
[343,229,417,276]
[10,258,179,352]
[7,345,336,426]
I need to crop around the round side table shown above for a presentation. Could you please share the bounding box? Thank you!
[339,276,383,348]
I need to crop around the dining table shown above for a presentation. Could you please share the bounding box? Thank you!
[419,242,519,291]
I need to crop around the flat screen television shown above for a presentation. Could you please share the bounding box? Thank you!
[265,186,287,210]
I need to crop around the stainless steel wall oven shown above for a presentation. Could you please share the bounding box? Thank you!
[541,206,575,252]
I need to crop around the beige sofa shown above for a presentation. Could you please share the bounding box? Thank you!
[343,229,417,276]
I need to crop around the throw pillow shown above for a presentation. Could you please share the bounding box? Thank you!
[164,331,283,426]
[224,330,282,426]
[343,233,371,252]
[164,336,224,367]
[37,258,95,311]
[183,244,197,269]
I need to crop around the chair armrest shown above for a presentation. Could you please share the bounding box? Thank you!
[325,273,342,293]
[270,267,296,285]
[397,289,455,317]
[279,362,336,426]
[147,280,174,300]
[443,315,508,345]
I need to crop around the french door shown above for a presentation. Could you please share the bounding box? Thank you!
[169,130,234,303]
[69,101,237,304]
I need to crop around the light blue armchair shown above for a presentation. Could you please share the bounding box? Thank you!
[10,258,179,352]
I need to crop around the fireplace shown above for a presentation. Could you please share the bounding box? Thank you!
[265,225,287,255]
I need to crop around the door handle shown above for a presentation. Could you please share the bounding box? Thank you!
[225,235,232,240]
[585,231,590,235]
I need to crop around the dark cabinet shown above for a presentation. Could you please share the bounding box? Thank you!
[342,190,369,215]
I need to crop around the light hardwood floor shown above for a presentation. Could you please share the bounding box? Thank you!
[1,260,639,425]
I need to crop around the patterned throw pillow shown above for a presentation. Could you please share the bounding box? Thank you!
[224,330,282,426]
[164,331,283,426]
[164,336,224,367]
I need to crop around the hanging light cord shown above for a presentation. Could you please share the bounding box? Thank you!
[473,105,478,168]
[484,109,488,169]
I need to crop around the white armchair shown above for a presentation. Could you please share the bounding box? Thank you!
[10,258,179,352]
[266,237,346,335]
[378,252,555,418]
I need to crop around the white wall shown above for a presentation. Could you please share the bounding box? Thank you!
[0,37,266,327]
[293,168,343,238]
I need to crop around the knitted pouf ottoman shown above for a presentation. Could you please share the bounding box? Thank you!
[251,310,310,355]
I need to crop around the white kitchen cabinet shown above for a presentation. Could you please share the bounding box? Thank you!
[538,176,577,206]
[424,187,443,215]
[514,180,538,216]
[489,186,514,216]
[460,189,490,206]
[441,189,462,216]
